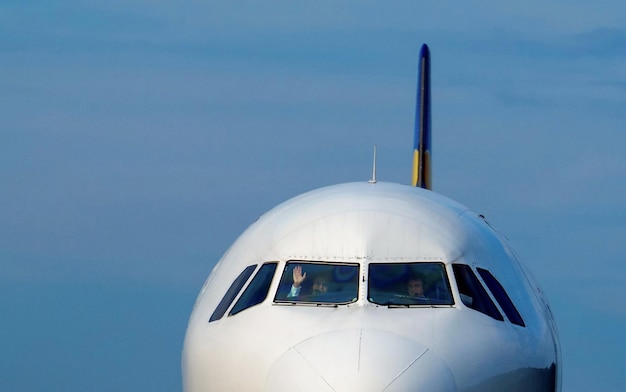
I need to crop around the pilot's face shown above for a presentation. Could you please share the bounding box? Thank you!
[408,279,424,296]
[312,278,328,295]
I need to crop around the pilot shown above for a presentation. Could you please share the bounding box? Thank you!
[407,276,426,298]
[287,265,329,299]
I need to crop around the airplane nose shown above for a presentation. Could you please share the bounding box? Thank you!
[265,329,456,392]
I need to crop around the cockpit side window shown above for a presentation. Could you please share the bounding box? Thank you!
[477,268,526,327]
[209,264,256,322]
[452,264,504,321]
[368,262,454,306]
[229,263,278,316]
[274,261,359,305]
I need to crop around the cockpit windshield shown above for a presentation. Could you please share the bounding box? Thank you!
[274,261,359,305]
[368,262,454,306]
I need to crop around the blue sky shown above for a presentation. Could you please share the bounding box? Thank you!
[1,1,625,390]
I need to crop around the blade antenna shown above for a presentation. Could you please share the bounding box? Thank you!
[411,44,432,189]
[369,144,377,184]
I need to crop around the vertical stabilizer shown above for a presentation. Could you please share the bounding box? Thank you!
[411,44,432,189]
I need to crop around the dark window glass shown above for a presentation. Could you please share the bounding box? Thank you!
[368,262,454,306]
[274,261,359,304]
[452,264,503,321]
[230,263,278,316]
[209,265,256,322]
[477,268,526,327]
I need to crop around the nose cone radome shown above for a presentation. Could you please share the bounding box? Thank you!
[265,329,456,392]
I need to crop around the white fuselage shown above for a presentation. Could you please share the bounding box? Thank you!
[182,182,560,391]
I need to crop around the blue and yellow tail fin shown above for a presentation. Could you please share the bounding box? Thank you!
[411,44,432,190]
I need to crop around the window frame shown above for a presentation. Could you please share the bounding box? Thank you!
[367,261,455,307]
[452,263,504,322]
[273,260,360,305]
[229,262,278,316]
[477,268,526,327]
[209,264,257,322]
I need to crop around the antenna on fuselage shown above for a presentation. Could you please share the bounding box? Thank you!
[368,144,377,184]
[411,44,432,190]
